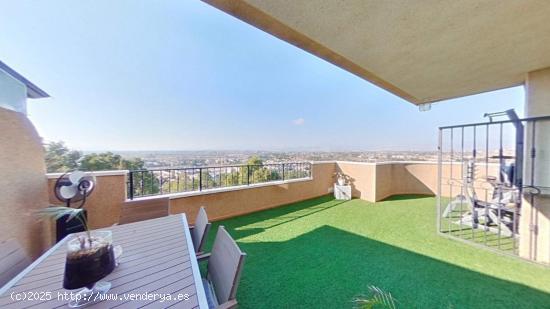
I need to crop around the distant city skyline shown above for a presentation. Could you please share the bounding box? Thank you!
[1,1,524,151]
[99,149,515,170]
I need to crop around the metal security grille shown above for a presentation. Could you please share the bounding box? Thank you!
[437,110,550,260]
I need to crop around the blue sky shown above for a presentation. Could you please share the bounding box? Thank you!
[1,0,524,151]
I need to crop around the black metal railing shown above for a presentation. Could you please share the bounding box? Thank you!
[127,162,312,200]
[437,110,550,260]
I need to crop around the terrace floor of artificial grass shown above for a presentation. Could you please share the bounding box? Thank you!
[203,195,550,308]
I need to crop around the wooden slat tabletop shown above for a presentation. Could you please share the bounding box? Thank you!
[0,214,208,309]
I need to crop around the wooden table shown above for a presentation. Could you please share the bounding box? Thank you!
[0,214,208,309]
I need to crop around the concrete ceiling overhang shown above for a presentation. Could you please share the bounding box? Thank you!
[202,0,550,105]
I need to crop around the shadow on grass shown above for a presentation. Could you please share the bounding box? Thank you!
[211,195,346,239]
[225,225,549,309]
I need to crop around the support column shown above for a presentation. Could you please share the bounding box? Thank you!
[519,67,550,264]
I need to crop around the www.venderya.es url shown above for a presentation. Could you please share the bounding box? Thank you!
[10,291,191,303]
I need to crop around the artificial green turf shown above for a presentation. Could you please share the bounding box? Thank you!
[203,195,550,308]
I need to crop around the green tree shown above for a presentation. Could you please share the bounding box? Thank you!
[244,155,281,184]
[121,157,146,170]
[79,152,122,171]
[246,155,263,166]
[44,141,158,198]
[44,141,82,172]
[79,152,145,171]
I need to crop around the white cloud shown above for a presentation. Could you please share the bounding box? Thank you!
[292,118,305,126]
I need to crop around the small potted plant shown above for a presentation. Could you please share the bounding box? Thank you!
[37,207,120,307]
[334,171,350,186]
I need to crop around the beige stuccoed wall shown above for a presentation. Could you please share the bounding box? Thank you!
[45,161,437,232]
[44,162,439,230]
[335,161,500,202]
[170,162,336,224]
[42,162,463,230]
[336,162,376,201]
[44,162,336,228]
[0,107,51,259]
[375,163,435,201]
[520,68,550,264]
[337,161,440,202]
[43,162,499,226]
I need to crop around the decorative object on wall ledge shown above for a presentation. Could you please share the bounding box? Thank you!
[334,171,351,186]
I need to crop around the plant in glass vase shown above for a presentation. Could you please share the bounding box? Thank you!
[334,171,351,186]
[37,206,121,308]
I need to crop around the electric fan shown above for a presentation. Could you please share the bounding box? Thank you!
[54,171,96,208]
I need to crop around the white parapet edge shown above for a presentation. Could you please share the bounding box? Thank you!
[46,170,129,179]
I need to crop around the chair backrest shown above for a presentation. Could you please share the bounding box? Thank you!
[119,197,170,224]
[0,239,30,287]
[191,207,211,253]
[207,226,246,304]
